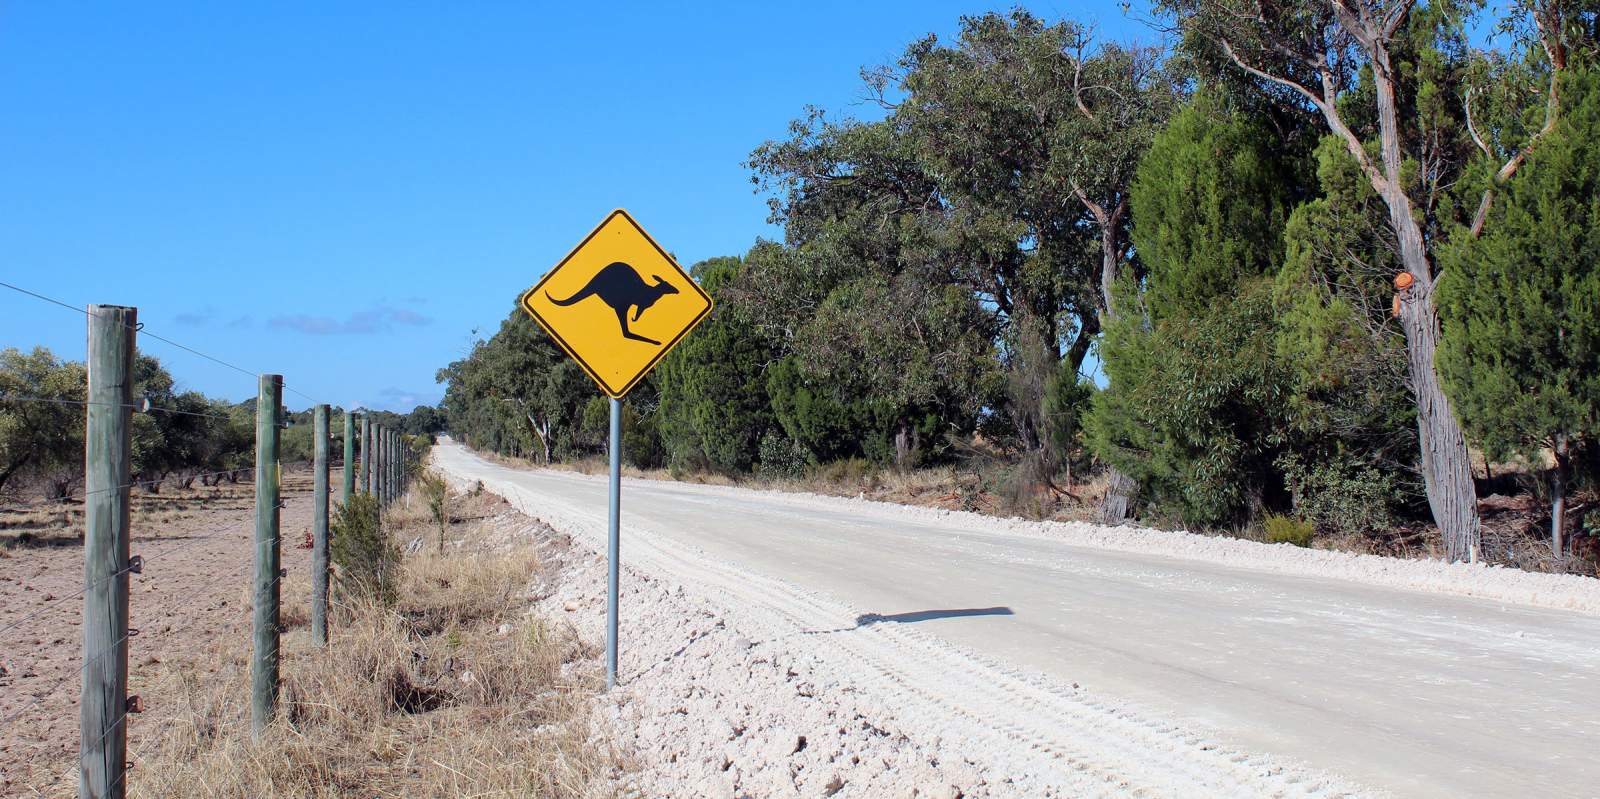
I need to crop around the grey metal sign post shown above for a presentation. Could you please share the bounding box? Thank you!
[606,397,622,689]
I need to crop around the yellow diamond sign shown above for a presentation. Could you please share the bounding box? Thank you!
[519,209,713,398]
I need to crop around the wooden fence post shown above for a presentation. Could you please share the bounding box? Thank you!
[342,411,355,505]
[251,375,282,739]
[312,404,330,647]
[80,304,135,799]
[361,415,373,495]
[366,422,379,496]
[390,430,400,500]
[372,425,384,505]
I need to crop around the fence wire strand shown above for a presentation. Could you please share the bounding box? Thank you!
[0,279,329,406]
[0,393,236,421]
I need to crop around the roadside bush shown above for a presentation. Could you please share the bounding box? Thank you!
[756,432,808,480]
[1264,514,1314,547]
[419,473,448,552]
[1277,454,1404,539]
[330,493,396,603]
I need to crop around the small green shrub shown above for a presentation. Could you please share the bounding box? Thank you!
[1264,514,1315,547]
[756,432,808,480]
[331,493,397,602]
[420,472,449,552]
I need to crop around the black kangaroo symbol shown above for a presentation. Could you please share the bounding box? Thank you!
[547,261,680,345]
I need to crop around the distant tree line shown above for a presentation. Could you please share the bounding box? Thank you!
[439,4,1599,560]
[0,346,445,501]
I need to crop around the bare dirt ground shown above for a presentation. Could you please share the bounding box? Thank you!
[4,469,627,798]
[0,471,315,796]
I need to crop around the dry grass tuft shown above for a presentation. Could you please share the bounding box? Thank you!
[121,481,626,798]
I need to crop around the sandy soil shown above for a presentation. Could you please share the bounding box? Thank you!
[0,473,316,796]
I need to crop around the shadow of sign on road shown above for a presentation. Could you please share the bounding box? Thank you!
[804,606,1016,636]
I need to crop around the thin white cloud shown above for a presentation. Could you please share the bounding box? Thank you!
[268,305,433,335]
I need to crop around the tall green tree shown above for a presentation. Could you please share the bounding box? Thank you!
[1157,0,1595,559]
[1088,95,1302,526]
[1439,67,1600,553]
[748,11,1175,478]
[654,256,778,474]
[1274,136,1424,536]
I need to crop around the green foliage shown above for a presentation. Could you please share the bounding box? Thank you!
[1089,283,1292,526]
[0,347,86,494]
[420,472,449,552]
[654,256,777,474]
[436,303,594,462]
[1088,99,1300,527]
[330,493,395,602]
[1438,67,1600,465]
[579,395,664,470]
[1042,364,1095,470]
[756,431,809,480]
[1277,454,1403,538]
[1263,514,1315,547]
[1130,92,1300,319]
[1272,136,1422,516]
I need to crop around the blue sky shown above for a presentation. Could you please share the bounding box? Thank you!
[0,2,1153,412]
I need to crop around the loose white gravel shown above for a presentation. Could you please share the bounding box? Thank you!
[445,457,1393,797]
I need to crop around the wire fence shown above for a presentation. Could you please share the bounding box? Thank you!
[0,280,416,796]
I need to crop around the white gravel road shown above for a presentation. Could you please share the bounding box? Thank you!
[434,441,1600,798]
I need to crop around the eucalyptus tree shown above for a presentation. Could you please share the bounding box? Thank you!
[1156,0,1595,559]
[436,304,591,464]
[748,11,1177,485]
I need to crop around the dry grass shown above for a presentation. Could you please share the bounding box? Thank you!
[118,483,627,798]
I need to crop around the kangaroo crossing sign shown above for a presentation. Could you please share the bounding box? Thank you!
[520,209,713,398]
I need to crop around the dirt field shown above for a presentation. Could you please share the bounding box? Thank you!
[0,470,317,796]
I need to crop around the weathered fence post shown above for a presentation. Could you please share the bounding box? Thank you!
[382,429,392,502]
[374,425,385,505]
[379,427,388,506]
[389,429,398,501]
[251,375,282,738]
[81,304,135,799]
[341,411,355,505]
[392,430,402,499]
[361,415,373,495]
[312,404,330,647]
[375,425,387,505]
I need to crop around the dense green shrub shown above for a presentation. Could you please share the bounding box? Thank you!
[331,493,396,602]
[1277,454,1404,539]
[756,432,808,480]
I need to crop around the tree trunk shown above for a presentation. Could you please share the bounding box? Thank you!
[1551,435,1570,556]
[1393,267,1481,561]
[1098,469,1137,523]
[1090,212,1138,522]
[525,412,553,465]
[1372,49,1481,563]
